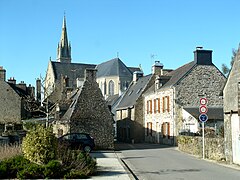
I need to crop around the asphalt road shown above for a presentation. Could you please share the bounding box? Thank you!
[115,143,240,180]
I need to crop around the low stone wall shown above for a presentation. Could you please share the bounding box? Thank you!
[178,135,225,161]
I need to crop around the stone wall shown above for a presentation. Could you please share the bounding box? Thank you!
[70,70,114,149]
[0,81,21,124]
[178,135,225,161]
[175,65,225,107]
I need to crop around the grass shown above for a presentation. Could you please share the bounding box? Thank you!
[0,144,22,161]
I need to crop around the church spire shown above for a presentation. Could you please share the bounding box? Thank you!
[57,15,71,63]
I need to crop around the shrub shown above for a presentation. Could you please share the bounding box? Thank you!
[0,155,29,179]
[22,125,58,165]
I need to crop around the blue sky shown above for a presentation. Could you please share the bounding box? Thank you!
[0,0,239,86]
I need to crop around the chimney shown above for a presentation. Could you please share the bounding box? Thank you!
[8,77,16,85]
[152,61,164,75]
[194,47,213,65]
[16,81,27,91]
[84,68,97,82]
[27,84,35,98]
[0,66,6,81]
[133,71,144,82]
[36,78,41,104]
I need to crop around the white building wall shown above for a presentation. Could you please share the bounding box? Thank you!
[231,114,240,165]
[182,109,199,133]
[144,88,174,145]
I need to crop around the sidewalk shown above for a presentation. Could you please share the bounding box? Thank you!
[90,151,131,180]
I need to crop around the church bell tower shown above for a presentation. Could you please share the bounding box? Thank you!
[57,15,71,63]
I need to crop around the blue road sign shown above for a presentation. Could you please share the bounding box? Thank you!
[199,114,208,122]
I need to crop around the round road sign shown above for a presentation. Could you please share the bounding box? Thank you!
[199,105,208,114]
[200,98,208,105]
[199,114,208,122]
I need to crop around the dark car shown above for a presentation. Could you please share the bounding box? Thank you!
[58,133,95,152]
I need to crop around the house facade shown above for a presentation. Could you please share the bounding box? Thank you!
[0,67,35,133]
[223,47,240,165]
[144,48,226,145]
[115,61,171,143]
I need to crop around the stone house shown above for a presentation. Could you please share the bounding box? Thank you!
[143,48,226,145]
[223,47,240,165]
[0,67,35,133]
[115,61,172,143]
[53,69,114,149]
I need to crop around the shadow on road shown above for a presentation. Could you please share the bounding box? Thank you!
[114,142,175,151]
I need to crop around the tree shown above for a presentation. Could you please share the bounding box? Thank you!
[222,48,237,76]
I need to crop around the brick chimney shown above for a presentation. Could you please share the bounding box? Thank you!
[16,81,27,91]
[194,47,213,65]
[8,77,16,85]
[84,68,97,82]
[36,78,41,104]
[152,61,164,75]
[0,66,6,81]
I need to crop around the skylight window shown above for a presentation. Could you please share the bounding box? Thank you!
[136,88,142,94]
[128,90,133,96]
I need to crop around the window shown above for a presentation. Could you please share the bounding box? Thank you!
[147,100,152,114]
[149,100,152,114]
[154,99,157,113]
[108,80,114,96]
[147,122,152,136]
[162,96,170,112]
[157,98,160,113]
[161,122,170,138]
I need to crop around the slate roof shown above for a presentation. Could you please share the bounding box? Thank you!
[116,74,152,109]
[96,58,139,78]
[8,83,28,97]
[161,61,196,89]
[183,107,223,120]
[51,61,96,80]
[60,88,82,122]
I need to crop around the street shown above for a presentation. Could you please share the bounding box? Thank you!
[115,143,240,180]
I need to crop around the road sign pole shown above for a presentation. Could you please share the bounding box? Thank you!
[202,121,205,159]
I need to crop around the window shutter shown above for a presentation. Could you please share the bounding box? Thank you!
[150,100,152,114]
[158,98,160,113]
[147,101,149,114]
[167,96,170,112]
[153,99,157,113]
[162,97,165,112]
[167,122,170,139]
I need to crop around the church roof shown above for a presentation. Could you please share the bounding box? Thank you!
[96,58,137,78]
[116,74,152,110]
[51,61,96,80]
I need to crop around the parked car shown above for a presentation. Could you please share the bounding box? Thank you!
[58,133,95,152]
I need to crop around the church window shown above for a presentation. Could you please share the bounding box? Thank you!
[109,80,114,96]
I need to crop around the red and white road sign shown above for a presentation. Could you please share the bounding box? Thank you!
[199,105,208,114]
[200,98,208,105]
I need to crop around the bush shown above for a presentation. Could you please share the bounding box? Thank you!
[22,125,58,165]
[0,151,96,179]
[0,155,29,179]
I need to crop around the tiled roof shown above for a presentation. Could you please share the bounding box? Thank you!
[116,74,152,109]
[51,61,96,80]
[96,58,134,78]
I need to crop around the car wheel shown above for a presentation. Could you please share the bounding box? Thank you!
[83,145,92,153]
